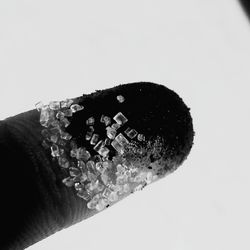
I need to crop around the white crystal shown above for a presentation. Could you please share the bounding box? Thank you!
[137,134,145,141]
[116,95,125,103]
[86,117,95,125]
[113,112,128,125]
[70,104,84,113]
[106,126,117,139]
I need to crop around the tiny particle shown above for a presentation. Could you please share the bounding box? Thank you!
[137,133,145,141]
[49,101,60,110]
[90,134,99,145]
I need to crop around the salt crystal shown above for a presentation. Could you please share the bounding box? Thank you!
[49,101,60,110]
[40,107,50,127]
[80,173,88,183]
[50,134,58,143]
[77,189,90,200]
[60,131,72,140]
[61,117,70,127]
[56,111,65,120]
[70,104,84,113]
[123,183,130,193]
[96,198,108,211]
[69,167,81,177]
[117,95,125,103]
[70,148,77,158]
[62,177,74,187]
[101,173,110,185]
[96,162,104,173]
[134,184,144,192]
[111,123,120,130]
[93,140,104,152]
[137,134,145,141]
[93,154,102,163]
[74,182,83,191]
[104,138,111,145]
[86,117,95,125]
[124,128,138,139]
[108,192,118,202]
[103,116,111,126]
[41,129,50,139]
[90,134,99,145]
[76,148,91,161]
[78,160,85,169]
[51,144,60,157]
[86,160,95,172]
[106,126,117,139]
[61,99,73,108]
[63,109,73,117]
[113,112,128,125]
[103,188,112,198]
[98,146,110,157]
[115,133,129,146]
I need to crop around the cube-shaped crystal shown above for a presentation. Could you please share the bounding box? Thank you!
[115,133,129,146]
[124,127,138,139]
[113,112,128,125]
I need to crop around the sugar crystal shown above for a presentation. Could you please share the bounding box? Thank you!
[106,126,116,139]
[115,133,129,146]
[62,177,74,187]
[111,140,124,155]
[90,134,99,145]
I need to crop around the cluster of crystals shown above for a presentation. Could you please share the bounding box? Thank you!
[36,99,84,168]
[37,94,160,212]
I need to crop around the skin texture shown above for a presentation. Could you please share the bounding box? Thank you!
[0,82,194,249]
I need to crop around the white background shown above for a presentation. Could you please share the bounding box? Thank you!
[1,0,250,249]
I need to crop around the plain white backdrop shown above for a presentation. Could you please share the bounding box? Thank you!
[1,0,250,249]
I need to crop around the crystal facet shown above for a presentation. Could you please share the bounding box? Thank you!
[90,134,99,145]
[49,101,60,110]
[115,133,129,146]
[62,177,74,187]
